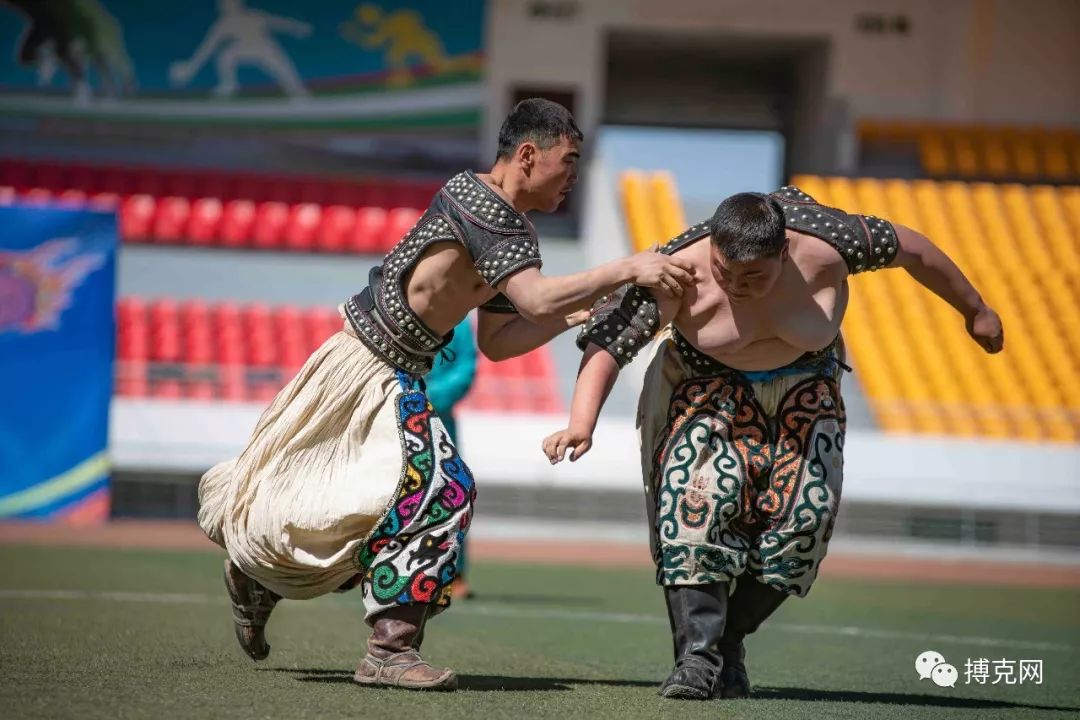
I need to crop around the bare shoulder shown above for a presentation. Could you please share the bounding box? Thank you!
[669,233,711,265]
[789,232,848,282]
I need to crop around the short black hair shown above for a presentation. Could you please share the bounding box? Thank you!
[709,193,787,261]
[496,98,583,160]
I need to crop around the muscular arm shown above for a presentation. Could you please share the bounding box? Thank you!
[891,224,1003,352]
[496,262,632,324]
[543,292,680,463]
[893,225,984,319]
[497,252,693,324]
[476,309,584,362]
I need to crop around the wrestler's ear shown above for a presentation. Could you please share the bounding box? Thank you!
[517,141,537,172]
[779,239,790,262]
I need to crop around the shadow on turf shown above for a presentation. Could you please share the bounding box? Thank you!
[266,668,656,692]
[755,686,1079,713]
[461,593,603,608]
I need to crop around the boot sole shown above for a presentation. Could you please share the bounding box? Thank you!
[659,683,712,700]
[353,670,458,692]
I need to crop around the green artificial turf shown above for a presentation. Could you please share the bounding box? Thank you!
[1,544,1077,719]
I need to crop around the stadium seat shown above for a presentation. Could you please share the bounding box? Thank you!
[188,198,223,246]
[220,199,256,247]
[152,196,191,243]
[115,297,563,411]
[315,205,356,253]
[250,202,289,250]
[283,203,322,252]
[350,207,388,254]
[788,174,1080,441]
[381,207,423,252]
[120,195,156,242]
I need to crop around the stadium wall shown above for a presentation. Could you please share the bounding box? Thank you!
[110,399,1080,515]
[483,0,1080,156]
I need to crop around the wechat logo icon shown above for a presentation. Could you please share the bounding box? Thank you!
[916,650,958,688]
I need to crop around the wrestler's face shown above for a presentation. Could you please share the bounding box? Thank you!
[524,135,580,212]
[712,244,787,302]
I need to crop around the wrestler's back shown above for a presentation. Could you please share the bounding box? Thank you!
[673,232,849,371]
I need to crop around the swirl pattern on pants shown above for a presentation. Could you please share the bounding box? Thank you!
[357,377,476,619]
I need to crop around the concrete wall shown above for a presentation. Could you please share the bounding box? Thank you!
[111,399,1080,514]
[483,0,1080,158]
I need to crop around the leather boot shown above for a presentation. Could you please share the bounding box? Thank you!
[354,604,457,691]
[658,582,728,700]
[223,558,280,661]
[718,578,789,698]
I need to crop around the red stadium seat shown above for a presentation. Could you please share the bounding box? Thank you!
[283,203,321,252]
[219,365,247,401]
[22,187,53,204]
[188,198,223,245]
[179,298,209,328]
[349,207,387,254]
[251,202,289,249]
[317,205,356,253]
[117,297,146,325]
[303,307,341,351]
[152,196,191,243]
[220,199,256,247]
[120,195,156,242]
[216,334,246,366]
[115,361,148,397]
[380,207,422,252]
[56,189,88,207]
[186,380,217,400]
[151,380,183,399]
[184,329,214,365]
[117,322,148,361]
[148,298,178,324]
[88,192,119,210]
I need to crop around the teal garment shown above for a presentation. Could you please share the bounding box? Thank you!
[423,318,478,580]
[424,319,478,444]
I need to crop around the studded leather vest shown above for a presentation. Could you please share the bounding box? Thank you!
[577,186,899,368]
[344,171,542,375]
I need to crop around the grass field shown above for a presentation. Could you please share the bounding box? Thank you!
[1,543,1077,720]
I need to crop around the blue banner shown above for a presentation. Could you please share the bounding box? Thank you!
[0,1,486,129]
[0,204,117,521]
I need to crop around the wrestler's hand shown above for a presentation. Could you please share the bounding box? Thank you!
[967,303,1004,354]
[542,427,593,464]
[626,249,696,298]
[565,309,591,328]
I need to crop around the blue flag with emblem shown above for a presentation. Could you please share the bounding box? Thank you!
[0,204,117,521]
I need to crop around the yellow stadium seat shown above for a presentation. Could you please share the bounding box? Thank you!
[619,171,665,252]
[918,129,949,177]
[648,172,688,239]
